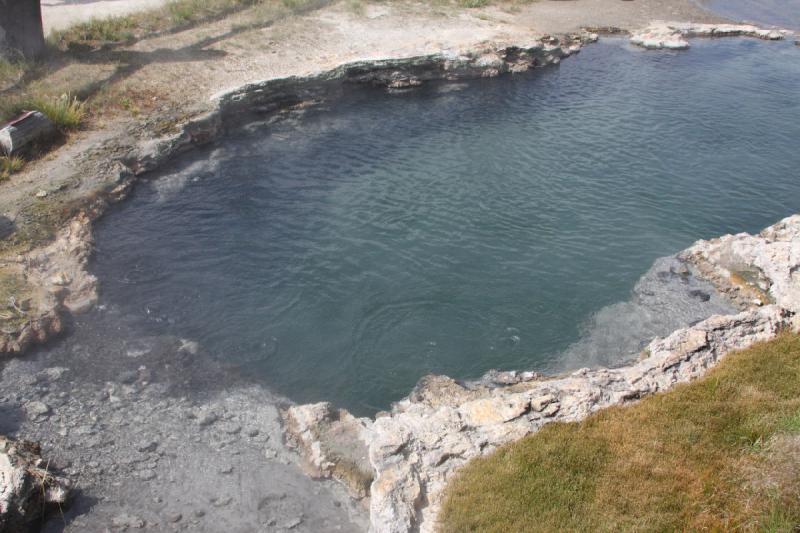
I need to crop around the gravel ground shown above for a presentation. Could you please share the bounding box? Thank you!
[0,304,368,532]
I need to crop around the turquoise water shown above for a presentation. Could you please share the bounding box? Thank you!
[92,39,800,414]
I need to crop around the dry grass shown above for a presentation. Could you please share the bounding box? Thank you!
[26,94,86,130]
[0,156,25,181]
[46,0,495,50]
[1,90,88,127]
[48,0,284,49]
[0,57,33,91]
[439,333,800,532]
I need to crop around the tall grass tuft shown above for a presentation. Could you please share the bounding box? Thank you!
[29,94,87,130]
[0,155,24,181]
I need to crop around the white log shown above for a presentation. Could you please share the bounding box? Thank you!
[0,111,56,155]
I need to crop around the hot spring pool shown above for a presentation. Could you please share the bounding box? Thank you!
[91,38,800,414]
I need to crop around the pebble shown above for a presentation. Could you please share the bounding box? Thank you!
[167,512,183,523]
[111,513,145,529]
[137,440,159,453]
[40,367,69,381]
[282,516,303,530]
[117,370,139,384]
[212,496,232,507]
[221,423,241,435]
[25,401,51,419]
[197,412,218,427]
[137,469,157,481]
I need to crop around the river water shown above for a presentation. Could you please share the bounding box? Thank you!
[89,38,800,415]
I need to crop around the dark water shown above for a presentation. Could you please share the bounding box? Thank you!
[698,0,800,30]
[92,39,800,414]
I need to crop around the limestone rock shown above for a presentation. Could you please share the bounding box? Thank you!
[679,214,800,312]
[462,396,530,426]
[630,22,787,50]
[0,436,71,531]
[284,403,374,499]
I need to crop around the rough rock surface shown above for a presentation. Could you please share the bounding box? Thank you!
[285,216,800,533]
[285,403,374,499]
[213,37,592,123]
[630,21,789,49]
[0,435,71,532]
[679,215,800,313]
[0,212,99,355]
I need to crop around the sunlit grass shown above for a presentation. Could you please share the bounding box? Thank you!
[49,0,265,48]
[1,94,86,130]
[439,333,800,532]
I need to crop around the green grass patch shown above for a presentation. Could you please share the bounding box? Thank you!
[0,268,32,330]
[439,333,800,532]
[457,0,490,8]
[0,57,33,90]
[1,94,86,131]
[29,94,86,130]
[781,408,800,433]
[0,156,25,181]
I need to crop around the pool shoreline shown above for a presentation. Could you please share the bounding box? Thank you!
[0,18,796,532]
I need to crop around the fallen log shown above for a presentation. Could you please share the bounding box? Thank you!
[0,111,56,155]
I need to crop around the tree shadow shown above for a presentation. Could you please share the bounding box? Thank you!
[39,489,100,533]
[3,0,331,96]
[0,400,24,434]
[0,216,16,241]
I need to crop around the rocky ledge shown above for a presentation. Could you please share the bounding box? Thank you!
[285,215,800,533]
[0,435,71,532]
[630,22,790,50]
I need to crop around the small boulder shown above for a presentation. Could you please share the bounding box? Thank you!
[23,401,51,419]
[0,111,57,156]
[0,436,72,531]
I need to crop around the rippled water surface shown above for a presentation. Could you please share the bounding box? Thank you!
[698,0,800,30]
[93,39,800,414]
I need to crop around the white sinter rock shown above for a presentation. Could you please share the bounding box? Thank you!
[0,436,71,531]
[630,21,789,50]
